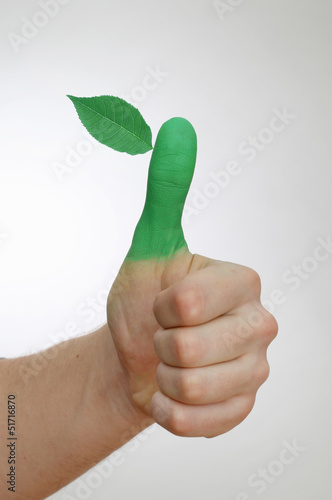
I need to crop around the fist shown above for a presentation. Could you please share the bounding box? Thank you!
[151,256,278,438]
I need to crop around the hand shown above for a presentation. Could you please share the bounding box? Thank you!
[107,118,278,437]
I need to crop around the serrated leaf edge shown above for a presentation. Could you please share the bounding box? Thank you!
[67,95,153,153]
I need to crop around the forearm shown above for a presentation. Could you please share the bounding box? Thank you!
[0,324,150,499]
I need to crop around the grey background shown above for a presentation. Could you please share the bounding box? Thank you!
[1,0,331,499]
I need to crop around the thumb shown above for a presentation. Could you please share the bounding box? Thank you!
[126,117,197,261]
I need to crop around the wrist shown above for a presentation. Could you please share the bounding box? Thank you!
[94,324,154,446]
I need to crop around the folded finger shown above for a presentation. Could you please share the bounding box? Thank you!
[153,263,260,329]
[156,353,268,405]
[154,304,271,368]
[151,391,256,438]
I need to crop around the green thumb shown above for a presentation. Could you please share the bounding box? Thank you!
[125,117,197,261]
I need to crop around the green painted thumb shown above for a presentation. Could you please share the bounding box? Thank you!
[125,117,197,261]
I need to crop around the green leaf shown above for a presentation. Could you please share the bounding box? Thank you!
[67,95,153,155]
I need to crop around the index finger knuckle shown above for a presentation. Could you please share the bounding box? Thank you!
[173,285,203,325]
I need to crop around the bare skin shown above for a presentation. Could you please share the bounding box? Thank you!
[0,249,277,499]
[108,249,278,437]
[0,118,278,498]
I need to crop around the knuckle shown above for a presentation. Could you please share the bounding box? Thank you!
[253,360,270,386]
[173,285,202,324]
[178,371,202,402]
[248,306,278,344]
[242,267,262,297]
[168,405,190,436]
[263,313,279,341]
[172,330,202,366]
[250,270,262,295]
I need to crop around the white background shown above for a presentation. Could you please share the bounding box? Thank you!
[1,0,332,499]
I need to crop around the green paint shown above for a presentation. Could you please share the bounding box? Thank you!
[125,117,197,261]
[66,93,197,260]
